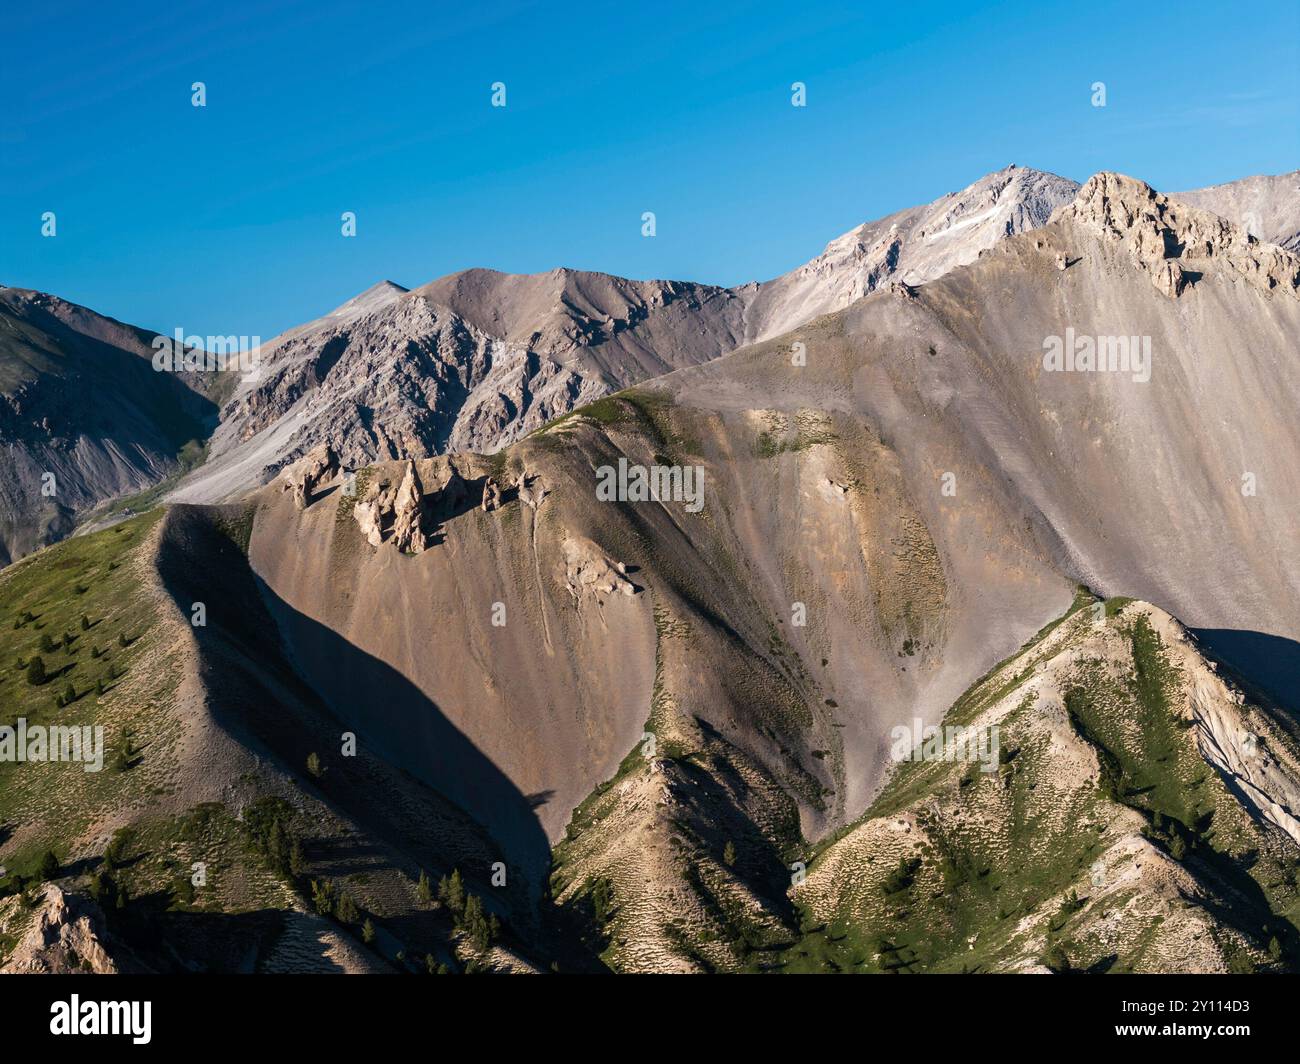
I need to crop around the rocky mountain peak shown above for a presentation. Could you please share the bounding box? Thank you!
[1058,171,1300,299]
[740,165,1080,341]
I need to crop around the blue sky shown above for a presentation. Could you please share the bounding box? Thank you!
[1,0,1296,341]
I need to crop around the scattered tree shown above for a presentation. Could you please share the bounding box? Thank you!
[267,819,289,873]
[335,891,360,924]
[462,894,493,953]
[170,875,196,909]
[88,869,116,906]
[591,877,614,923]
[25,656,47,686]
[310,878,336,917]
[104,829,131,869]
[723,840,737,867]
[438,869,465,916]
[306,752,322,779]
[881,857,921,895]
[36,850,59,882]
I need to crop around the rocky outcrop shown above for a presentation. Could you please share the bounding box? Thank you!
[0,884,133,974]
[517,471,549,511]
[481,476,502,512]
[351,491,386,548]
[1152,260,1191,299]
[352,459,428,552]
[390,460,430,553]
[562,536,639,602]
[350,457,485,553]
[1057,172,1300,299]
[281,443,338,509]
[441,461,467,511]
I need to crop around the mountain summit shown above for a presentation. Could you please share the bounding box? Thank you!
[741,165,1081,340]
[170,166,1083,505]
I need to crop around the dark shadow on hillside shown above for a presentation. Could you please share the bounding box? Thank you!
[14,299,220,446]
[153,505,551,906]
[251,568,553,897]
[1191,628,1300,718]
[106,893,371,973]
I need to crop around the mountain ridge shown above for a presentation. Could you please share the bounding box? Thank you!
[2,164,1299,974]
[1,165,1295,565]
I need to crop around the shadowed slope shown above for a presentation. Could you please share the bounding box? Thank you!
[153,503,553,903]
[0,288,223,564]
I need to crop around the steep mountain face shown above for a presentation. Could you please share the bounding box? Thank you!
[663,172,1300,710]
[168,165,1297,510]
[740,164,1082,341]
[0,287,223,565]
[231,171,1298,969]
[1174,170,1300,252]
[173,272,748,504]
[169,167,1083,505]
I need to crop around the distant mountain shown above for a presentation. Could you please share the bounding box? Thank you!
[741,164,1082,340]
[171,166,1083,504]
[172,271,748,503]
[6,166,1295,548]
[0,287,224,565]
[1173,170,1300,252]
